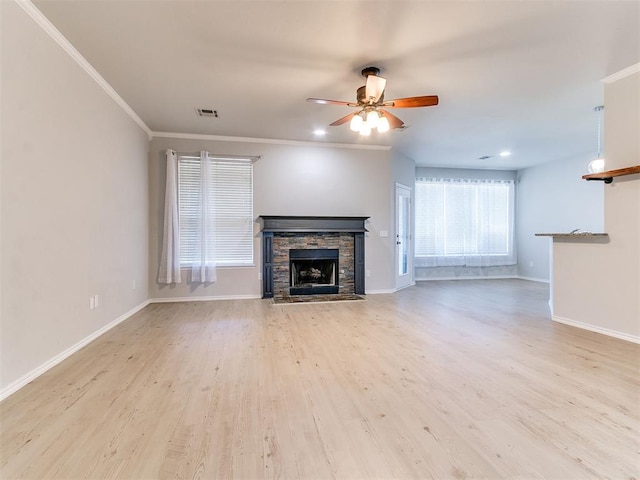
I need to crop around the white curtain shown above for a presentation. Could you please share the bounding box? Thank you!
[415,178,516,267]
[158,149,181,283]
[190,151,217,283]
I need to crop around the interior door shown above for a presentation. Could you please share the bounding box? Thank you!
[395,183,413,290]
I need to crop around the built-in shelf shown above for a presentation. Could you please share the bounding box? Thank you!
[582,165,640,183]
[535,233,609,238]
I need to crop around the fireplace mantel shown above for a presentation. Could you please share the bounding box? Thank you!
[258,216,368,298]
[259,216,369,233]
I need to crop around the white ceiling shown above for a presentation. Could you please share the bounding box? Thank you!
[33,0,639,169]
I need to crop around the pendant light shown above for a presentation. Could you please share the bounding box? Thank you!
[588,105,606,173]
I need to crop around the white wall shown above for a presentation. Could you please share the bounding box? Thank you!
[1,2,150,393]
[148,137,396,298]
[516,155,604,281]
[552,69,639,341]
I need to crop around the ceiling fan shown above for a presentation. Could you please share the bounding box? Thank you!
[307,66,438,135]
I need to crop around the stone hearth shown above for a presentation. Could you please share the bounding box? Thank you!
[259,216,368,298]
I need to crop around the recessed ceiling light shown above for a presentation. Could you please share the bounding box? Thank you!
[499,151,512,157]
[314,129,326,136]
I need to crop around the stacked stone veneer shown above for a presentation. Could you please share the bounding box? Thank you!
[272,233,355,297]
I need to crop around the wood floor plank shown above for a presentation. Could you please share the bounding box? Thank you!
[1,279,638,479]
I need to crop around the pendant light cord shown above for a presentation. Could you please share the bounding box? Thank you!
[595,105,604,158]
[597,111,602,157]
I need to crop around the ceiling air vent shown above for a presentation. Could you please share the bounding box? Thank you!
[196,108,218,118]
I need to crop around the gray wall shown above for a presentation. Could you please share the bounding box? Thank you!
[149,137,396,298]
[515,155,604,281]
[1,3,150,392]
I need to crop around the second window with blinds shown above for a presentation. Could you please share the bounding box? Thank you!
[415,177,515,267]
[177,154,254,267]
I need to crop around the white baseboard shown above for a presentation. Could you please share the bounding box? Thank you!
[415,275,517,282]
[366,288,399,294]
[552,315,640,344]
[0,299,151,402]
[150,294,262,303]
[515,275,550,284]
[414,275,550,284]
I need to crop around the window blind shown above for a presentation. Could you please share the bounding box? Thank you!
[178,154,253,266]
[415,178,515,267]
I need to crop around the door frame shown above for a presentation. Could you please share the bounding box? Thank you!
[395,182,414,291]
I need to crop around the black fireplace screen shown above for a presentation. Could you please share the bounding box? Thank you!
[291,259,336,287]
[289,248,339,294]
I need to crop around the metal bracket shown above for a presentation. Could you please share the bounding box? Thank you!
[586,177,613,184]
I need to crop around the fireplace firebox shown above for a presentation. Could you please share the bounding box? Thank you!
[289,248,339,295]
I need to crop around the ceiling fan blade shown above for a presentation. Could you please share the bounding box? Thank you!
[307,98,354,106]
[383,95,439,108]
[329,112,356,126]
[365,75,387,103]
[379,109,404,129]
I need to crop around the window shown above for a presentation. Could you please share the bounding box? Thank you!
[178,154,253,266]
[415,178,515,267]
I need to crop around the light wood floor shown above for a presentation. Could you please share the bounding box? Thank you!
[1,280,638,479]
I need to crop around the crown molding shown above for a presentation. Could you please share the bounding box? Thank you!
[151,131,392,151]
[16,0,153,139]
[602,63,640,84]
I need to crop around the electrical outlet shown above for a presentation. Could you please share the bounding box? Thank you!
[379,230,388,238]
[89,297,95,310]
[94,295,99,308]
[258,271,262,280]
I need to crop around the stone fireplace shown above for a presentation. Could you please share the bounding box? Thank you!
[259,216,368,298]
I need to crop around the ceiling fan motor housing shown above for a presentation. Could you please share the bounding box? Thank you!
[361,66,381,78]
[357,85,384,104]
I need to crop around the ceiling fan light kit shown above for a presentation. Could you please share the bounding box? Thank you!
[307,66,439,136]
[348,109,392,136]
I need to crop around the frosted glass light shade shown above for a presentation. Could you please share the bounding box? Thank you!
[588,158,606,173]
[359,124,371,136]
[366,110,379,128]
[350,114,363,132]
[377,116,390,133]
